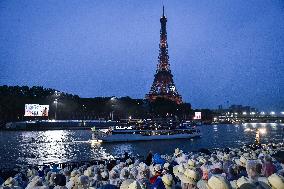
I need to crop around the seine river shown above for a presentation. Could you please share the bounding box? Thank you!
[0,123,283,169]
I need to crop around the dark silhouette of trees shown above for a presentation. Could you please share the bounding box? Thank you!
[0,85,210,124]
[148,98,193,120]
[0,85,79,122]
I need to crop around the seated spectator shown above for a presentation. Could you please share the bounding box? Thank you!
[262,155,276,177]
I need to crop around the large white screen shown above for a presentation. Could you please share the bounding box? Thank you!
[24,104,49,116]
[193,112,202,120]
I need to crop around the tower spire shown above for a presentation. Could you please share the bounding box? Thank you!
[146,8,182,104]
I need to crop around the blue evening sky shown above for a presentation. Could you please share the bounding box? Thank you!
[0,0,284,111]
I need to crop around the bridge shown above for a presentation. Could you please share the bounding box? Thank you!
[215,113,284,123]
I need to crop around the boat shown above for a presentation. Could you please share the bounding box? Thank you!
[91,124,201,142]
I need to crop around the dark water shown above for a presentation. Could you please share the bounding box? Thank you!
[0,123,283,169]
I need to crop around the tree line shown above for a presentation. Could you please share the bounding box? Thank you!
[0,85,213,123]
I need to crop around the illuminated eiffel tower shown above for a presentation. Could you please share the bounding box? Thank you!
[146,7,182,104]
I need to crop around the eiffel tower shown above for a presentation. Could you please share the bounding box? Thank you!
[146,7,182,104]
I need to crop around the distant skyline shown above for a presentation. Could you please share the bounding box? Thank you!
[0,0,284,111]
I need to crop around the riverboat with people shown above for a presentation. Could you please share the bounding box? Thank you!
[91,121,201,142]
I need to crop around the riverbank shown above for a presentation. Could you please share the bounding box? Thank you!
[2,120,117,131]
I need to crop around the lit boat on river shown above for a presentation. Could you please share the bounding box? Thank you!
[91,124,201,142]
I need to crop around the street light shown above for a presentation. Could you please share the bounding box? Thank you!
[52,91,61,120]
[243,112,247,115]
[270,111,275,115]
[54,99,58,120]
[110,97,117,120]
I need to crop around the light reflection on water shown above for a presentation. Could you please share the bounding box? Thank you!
[112,144,134,155]
[213,125,218,132]
[0,123,283,169]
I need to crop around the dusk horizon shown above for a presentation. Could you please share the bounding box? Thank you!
[1,0,284,111]
[1,1,284,186]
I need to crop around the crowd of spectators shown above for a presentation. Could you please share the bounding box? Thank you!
[1,143,283,189]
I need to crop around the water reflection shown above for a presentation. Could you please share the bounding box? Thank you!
[0,123,283,169]
[18,130,69,165]
[112,144,134,155]
[40,130,67,163]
